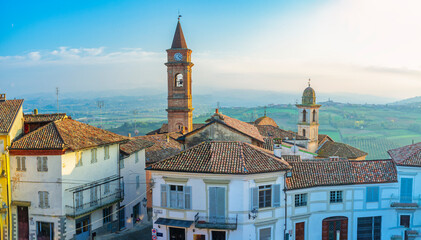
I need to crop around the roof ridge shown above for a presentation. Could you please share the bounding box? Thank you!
[12,120,54,144]
[238,142,247,173]
[4,99,24,133]
[52,119,67,150]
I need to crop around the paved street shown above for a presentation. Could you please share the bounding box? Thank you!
[97,223,152,240]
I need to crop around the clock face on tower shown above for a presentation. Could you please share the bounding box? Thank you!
[174,53,183,61]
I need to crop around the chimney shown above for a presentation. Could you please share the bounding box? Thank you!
[215,108,219,114]
[33,109,38,115]
[273,139,282,158]
[128,133,131,138]
[329,156,340,161]
[166,134,170,143]
[0,94,5,102]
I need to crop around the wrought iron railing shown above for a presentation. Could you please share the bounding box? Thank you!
[65,189,123,217]
[194,213,238,230]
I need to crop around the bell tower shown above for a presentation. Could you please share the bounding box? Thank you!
[296,80,321,152]
[165,18,194,133]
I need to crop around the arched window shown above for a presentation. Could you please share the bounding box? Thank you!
[302,109,307,122]
[303,129,306,137]
[175,74,183,87]
[313,109,316,122]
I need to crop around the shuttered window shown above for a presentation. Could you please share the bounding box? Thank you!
[90,187,98,206]
[400,215,410,228]
[104,183,110,194]
[91,149,97,163]
[259,227,272,240]
[161,184,192,209]
[104,146,110,160]
[76,152,83,167]
[209,187,226,220]
[37,157,48,172]
[367,187,379,202]
[251,184,280,209]
[16,157,26,171]
[357,216,381,240]
[38,191,49,208]
[75,190,83,209]
[400,178,413,203]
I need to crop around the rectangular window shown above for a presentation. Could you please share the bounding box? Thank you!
[75,191,83,210]
[36,222,54,239]
[259,227,272,240]
[90,187,98,206]
[136,176,140,190]
[400,215,410,228]
[16,157,26,171]
[91,149,97,163]
[258,185,272,208]
[103,206,112,224]
[357,216,381,240]
[367,187,379,202]
[38,191,49,208]
[104,182,110,194]
[295,193,307,207]
[135,152,139,163]
[400,178,413,203]
[330,191,343,203]
[170,185,184,209]
[76,152,83,167]
[37,157,48,172]
[104,146,110,160]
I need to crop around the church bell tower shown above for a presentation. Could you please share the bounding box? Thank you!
[296,80,321,152]
[165,18,194,133]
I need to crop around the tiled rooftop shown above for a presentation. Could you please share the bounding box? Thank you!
[286,159,397,190]
[120,138,154,155]
[388,142,421,167]
[24,113,67,123]
[11,118,128,151]
[148,141,291,174]
[136,133,183,164]
[0,99,23,133]
[317,141,367,159]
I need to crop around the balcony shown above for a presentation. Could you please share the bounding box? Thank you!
[194,213,238,230]
[390,202,418,210]
[65,175,123,217]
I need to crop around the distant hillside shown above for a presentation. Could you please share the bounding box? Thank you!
[391,96,421,105]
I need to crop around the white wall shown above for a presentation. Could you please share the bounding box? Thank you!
[120,148,147,229]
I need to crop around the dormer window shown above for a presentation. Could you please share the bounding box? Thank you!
[175,74,183,87]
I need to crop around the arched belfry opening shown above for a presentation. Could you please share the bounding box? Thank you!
[313,109,316,122]
[175,73,183,87]
[303,109,307,122]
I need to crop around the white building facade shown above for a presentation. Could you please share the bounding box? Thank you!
[9,118,127,240]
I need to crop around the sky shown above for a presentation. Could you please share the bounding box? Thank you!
[1,0,421,102]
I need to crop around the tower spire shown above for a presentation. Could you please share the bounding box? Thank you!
[171,17,187,49]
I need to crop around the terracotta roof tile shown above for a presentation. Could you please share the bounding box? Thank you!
[148,141,291,174]
[317,141,367,159]
[286,159,397,190]
[147,123,204,135]
[136,133,183,164]
[120,138,154,155]
[257,125,307,141]
[388,142,421,167]
[254,116,278,127]
[11,119,128,151]
[0,99,23,133]
[24,113,67,123]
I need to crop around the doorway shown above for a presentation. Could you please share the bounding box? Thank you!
[18,206,29,240]
[169,227,185,240]
[211,231,226,240]
[75,215,90,240]
[322,216,348,240]
[295,222,305,240]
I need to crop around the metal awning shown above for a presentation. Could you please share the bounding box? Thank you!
[155,218,193,228]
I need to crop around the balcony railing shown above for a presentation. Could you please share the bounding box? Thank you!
[66,189,123,217]
[194,213,237,230]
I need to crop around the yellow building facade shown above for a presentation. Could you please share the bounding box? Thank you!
[0,95,24,240]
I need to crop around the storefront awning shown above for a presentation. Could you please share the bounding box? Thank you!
[155,218,193,228]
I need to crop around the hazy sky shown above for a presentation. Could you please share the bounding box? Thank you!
[1,0,421,100]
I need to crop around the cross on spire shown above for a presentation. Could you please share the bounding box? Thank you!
[178,10,182,21]
[308,78,311,87]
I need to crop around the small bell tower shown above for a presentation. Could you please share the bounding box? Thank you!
[165,17,194,133]
[296,80,321,152]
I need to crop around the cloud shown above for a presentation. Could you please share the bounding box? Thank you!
[28,52,41,61]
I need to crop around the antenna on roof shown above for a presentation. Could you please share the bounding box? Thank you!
[264,106,267,117]
[56,87,59,113]
[308,78,311,87]
[97,100,104,128]
[133,110,139,135]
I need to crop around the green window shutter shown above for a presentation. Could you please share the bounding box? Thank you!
[22,157,26,171]
[216,187,225,219]
[161,184,168,207]
[37,157,41,171]
[251,187,258,210]
[184,186,192,210]
[272,184,281,207]
[209,187,216,219]
[17,157,21,170]
[401,178,413,203]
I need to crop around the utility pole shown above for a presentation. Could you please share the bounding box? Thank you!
[97,101,104,128]
[56,87,59,113]
[133,110,139,135]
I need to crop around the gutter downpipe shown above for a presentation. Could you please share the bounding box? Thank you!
[284,171,288,240]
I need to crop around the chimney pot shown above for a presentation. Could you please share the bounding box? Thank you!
[128,133,131,138]
[34,109,38,115]
[0,94,6,101]
[215,108,219,114]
